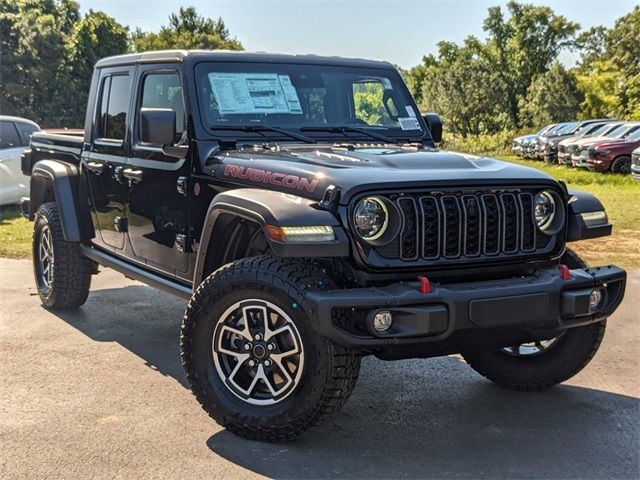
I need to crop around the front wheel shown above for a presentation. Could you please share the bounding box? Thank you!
[462,321,606,390]
[611,156,631,174]
[180,256,360,442]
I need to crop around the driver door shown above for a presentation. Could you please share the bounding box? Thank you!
[125,65,190,274]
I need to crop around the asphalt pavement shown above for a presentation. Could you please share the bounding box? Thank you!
[1,258,638,479]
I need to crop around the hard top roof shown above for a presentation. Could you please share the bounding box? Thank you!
[95,50,395,69]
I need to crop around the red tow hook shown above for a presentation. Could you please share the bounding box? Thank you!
[557,264,571,281]
[417,275,431,294]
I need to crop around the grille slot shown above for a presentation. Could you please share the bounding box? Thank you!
[380,190,541,263]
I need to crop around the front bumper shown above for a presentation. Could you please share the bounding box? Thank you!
[586,158,610,172]
[632,162,640,179]
[306,265,626,349]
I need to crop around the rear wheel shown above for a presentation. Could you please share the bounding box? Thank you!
[180,256,360,442]
[462,248,605,390]
[462,322,606,390]
[33,202,93,310]
[611,156,631,174]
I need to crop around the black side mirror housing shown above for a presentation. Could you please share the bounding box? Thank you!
[422,113,442,143]
[140,108,176,146]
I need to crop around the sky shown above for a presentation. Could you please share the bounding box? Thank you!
[78,0,637,69]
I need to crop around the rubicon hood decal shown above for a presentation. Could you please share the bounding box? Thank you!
[224,164,319,193]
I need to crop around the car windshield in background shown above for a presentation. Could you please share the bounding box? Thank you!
[195,62,425,140]
[611,125,637,139]
[624,127,640,140]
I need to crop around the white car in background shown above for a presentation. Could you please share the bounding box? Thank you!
[0,116,40,205]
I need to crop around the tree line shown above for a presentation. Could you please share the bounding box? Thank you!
[405,2,639,136]
[1,1,638,132]
[0,1,241,127]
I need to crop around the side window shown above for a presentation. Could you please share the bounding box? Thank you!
[0,121,21,149]
[16,122,39,146]
[352,81,398,126]
[97,74,131,141]
[140,72,186,144]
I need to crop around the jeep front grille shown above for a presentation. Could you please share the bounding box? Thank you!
[369,188,560,267]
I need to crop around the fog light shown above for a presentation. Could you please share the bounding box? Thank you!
[589,288,604,310]
[373,311,393,332]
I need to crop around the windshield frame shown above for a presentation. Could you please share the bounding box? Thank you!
[193,61,429,144]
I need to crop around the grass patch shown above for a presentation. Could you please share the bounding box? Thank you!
[498,156,640,268]
[0,205,32,259]
[1,158,638,268]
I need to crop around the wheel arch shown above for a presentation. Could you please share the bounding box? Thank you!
[29,160,90,242]
[193,188,349,286]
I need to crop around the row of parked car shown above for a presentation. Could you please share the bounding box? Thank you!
[512,119,640,178]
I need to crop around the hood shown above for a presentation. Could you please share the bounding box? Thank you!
[591,139,640,151]
[212,144,557,203]
[575,135,620,148]
[514,134,536,143]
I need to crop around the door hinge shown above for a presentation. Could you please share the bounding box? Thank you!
[177,176,188,196]
[114,216,128,233]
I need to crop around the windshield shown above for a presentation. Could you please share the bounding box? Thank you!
[623,126,640,140]
[590,124,615,136]
[195,62,425,141]
[577,123,604,137]
[610,125,637,139]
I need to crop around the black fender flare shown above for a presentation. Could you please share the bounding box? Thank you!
[566,188,612,241]
[29,160,84,242]
[194,188,349,285]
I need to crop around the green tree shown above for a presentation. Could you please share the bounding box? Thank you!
[575,6,640,119]
[482,0,579,128]
[0,0,127,127]
[0,0,80,125]
[131,6,242,51]
[62,10,129,125]
[519,62,582,127]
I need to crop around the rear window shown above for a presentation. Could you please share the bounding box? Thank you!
[97,74,132,141]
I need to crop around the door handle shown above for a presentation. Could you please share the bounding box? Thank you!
[123,168,143,184]
[86,161,105,174]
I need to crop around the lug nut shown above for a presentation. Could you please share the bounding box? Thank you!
[267,343,276,351]
[264,359,272,367]
[254,333,262,341]
[244,343,251,351]
[248,359,256,367]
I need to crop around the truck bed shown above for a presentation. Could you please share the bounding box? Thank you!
[21,131,84,176]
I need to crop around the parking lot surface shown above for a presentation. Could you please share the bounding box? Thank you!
[1,258,638,479]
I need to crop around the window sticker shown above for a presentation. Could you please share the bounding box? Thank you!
[398,117,421,131]
[208,73,303,114]
[381,78,393,90]
[405,105,417,118]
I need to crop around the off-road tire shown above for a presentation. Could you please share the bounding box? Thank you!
[180,256,361,442]
[462,321,606,390]
[33,202,93,310]
[611,156,631,174]
[462,248,604,390]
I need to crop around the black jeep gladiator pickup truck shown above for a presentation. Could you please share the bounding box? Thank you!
[21,50,626,442]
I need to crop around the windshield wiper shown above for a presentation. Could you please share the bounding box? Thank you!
[300,125,396,143]
[210,125,314,144]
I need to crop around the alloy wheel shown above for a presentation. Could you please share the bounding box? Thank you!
[38,225,54,291]
[212,300,304,405]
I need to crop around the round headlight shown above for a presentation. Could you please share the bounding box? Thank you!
[354,196,388,241]
[535,191,556,230]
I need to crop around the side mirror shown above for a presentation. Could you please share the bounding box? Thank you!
[422,113,442,143]
[140,108,176,146]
